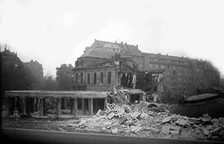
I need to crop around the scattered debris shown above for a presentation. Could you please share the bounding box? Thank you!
[68,101,224,141]
[162,116,172,124]
[107,88,146,105]
[161,125,170,134]
[170,126,181,135]
[176,119,188,126]
[111,128,118,134]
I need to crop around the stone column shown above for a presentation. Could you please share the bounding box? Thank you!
[36,98,40,112]
[14,97,18,111]
[73,98,77,116]
[104,97,107,110]
[13,97,18,117]
[56,98,62,118]
[22,97,26,115]
[82,98,85,115]
[39,98,44,117]
[89,98,93,116]
[32,98,36,113]
[70,98,74,115]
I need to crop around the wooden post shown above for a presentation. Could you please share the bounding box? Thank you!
[89,98,93,116]
[73,98,77,116]
[22,97,26,115]
[56,98,62,118]
[39,98,44,117]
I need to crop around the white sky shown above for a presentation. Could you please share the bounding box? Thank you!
[0,0,224,78]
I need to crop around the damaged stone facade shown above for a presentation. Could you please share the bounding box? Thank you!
[73,53,138,91]
[73,39,220,96]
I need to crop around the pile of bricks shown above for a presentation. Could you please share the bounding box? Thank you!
[66,101,224,141]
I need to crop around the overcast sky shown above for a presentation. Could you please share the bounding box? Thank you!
[0,0,224,78]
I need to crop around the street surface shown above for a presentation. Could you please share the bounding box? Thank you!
[2,128,223,144]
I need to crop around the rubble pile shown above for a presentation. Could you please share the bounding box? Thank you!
[107,87,146,105]
[107,90,129,105]
[66,101,224,140]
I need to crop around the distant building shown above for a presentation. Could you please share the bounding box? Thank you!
[72,39,220,96]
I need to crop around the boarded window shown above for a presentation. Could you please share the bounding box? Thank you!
[87,73,90,84]
[94,72,97,84]
[100,72,103,84]
[108,71,111,84]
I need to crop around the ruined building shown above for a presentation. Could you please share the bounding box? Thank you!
[72,39,220,96]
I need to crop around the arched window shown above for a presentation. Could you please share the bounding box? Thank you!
[94,72,97,84]
[100,72,103,84]
[87,73,90,84]
[108,71,111,84]
[75,73,78,83]
[80,73,83,83]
